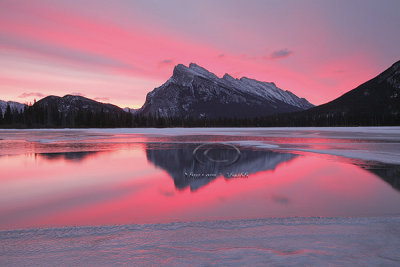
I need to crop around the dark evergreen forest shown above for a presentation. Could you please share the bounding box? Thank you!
[0,103,399,128]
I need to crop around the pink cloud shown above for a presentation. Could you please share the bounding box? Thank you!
[158,59,174,68]
[160,59,173,65]
[70,92,85,97]
[94,97,110,102]
[0,0,396,108]
[269,49,293,60]
[18,92,45,98]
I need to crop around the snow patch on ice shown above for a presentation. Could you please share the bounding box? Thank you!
[227,141,279,149]
[289,148,400,165]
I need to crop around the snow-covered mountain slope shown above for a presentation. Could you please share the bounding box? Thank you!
[0,100,27,114]
[138,63,313,119]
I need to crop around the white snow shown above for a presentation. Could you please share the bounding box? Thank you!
[291,148,400,165]
[227,140,279,149]
[236,76,313,108]
[0,100,26,114]
[1,216,399,266]
[16,126,396,137]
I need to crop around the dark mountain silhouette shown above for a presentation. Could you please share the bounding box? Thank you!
[1,94,135,128]
[38,151,101,162]
[286,60,400,126]
[313,60,399,115]
[35,95,123,114]
[358,162,400,191]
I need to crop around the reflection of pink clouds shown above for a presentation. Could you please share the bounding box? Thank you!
[1,148,400,229]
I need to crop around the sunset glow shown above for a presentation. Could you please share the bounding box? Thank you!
[1,0,399,108]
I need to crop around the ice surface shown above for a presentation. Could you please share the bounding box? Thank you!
[1,127,400,164]
[1,127,400,266]
[292,148,400,165]
[1,216,400,266]
[1,126,400,135]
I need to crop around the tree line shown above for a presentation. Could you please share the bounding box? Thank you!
[0,104,399,128]
[0,104,133,128]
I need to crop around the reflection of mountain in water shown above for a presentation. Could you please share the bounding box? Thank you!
[146,143,297,191]
[38,151,100,162]
[359,163,400,191]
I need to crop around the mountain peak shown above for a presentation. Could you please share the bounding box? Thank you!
[139,63,314,118]
[172,63,218,82]
[35,94,122,115]
[188,62,201,69]
[223,73,235,81]
[61,94,95,102]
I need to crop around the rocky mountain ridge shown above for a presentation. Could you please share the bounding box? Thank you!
[138,63,314,119]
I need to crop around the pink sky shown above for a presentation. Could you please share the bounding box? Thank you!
[1,0,399,108]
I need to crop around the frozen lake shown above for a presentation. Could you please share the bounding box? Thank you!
[1,127,400,266]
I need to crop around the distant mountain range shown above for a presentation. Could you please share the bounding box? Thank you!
[138,63,313,119]
[1,60,399,127]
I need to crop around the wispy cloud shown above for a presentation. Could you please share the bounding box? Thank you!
[94,97,110,102]
[160,59,173,64]
[158,59,174,68]
[0,34,138,74]
[269,49,293,60]
[18,92,45,98]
